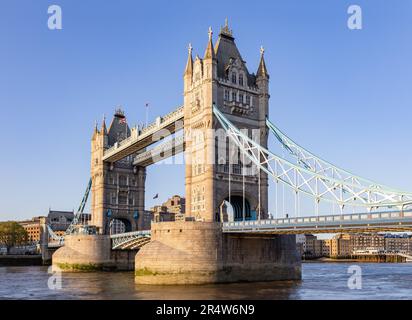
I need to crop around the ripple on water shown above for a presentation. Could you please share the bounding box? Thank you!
[0,263,411,300]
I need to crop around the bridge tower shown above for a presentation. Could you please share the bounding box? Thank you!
[184,21,269,222]
[90,109,146,234]
[136,21,301,284]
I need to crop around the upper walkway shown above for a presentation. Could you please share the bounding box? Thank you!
[102,106,184,163]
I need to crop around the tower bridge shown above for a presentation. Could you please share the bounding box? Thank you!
[51,21,412,284]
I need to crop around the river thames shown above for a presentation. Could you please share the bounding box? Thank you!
[0,263,411,300]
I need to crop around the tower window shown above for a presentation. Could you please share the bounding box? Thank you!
[231,72,237,84]
[239,93,244,104]
[224,90,230,101]
[119,175,127,186]
[231,91,237,102]
[239,74,244,86]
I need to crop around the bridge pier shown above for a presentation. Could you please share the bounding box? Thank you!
[52,234,136,271]
[135,221,301,285]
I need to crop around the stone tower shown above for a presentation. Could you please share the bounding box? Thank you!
[135,22,301,285]
[90,109,146,234]
[184,21,269,222]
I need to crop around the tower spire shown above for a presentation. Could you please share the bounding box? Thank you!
[184,43,193,76]
[101,114,107,134]
[92,120,99,139]
[219,18,233,38]
[204,26,216,60]
[257,46,269,78]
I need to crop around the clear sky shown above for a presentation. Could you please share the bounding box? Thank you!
[1,0,411,221]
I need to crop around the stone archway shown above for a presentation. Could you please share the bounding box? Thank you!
[109,218,133,235]
[223,196,255,222]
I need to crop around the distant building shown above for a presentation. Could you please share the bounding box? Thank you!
[19,217,43,242]
[298,233,412,259]
[350,233,385,253]
[328,234,351,258]
[151,205,176,223]
[162,195,186,220]
[47,210,74,236]
[150,195,186,223]
[384,234,412,254]
[296,234,323,258]
[18,210,92,242]
[48,210,91,236]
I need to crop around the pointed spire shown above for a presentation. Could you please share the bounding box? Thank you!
[101,114,107,134]
[219,18,233,38]
[92,120,99,139]
[257,46,269,78]
[184,43,193,76]
[204,26,216,60]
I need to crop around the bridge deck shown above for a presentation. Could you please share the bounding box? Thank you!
[223,210,412,234]
[103,106,184,163]
[133,135,185,167]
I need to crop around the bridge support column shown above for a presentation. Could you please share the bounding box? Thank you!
[52,235,113,271]
[135,221,301,284]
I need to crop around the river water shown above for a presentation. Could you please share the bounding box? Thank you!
[0,263,411,300]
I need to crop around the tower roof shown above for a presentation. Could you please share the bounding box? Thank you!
[92,120,99,139]
[184,43,193,76]
[257,46,269,78]
[214,19,254,85]
[204,27,216,60]
[101,115,107,134]
[107,108,130,146]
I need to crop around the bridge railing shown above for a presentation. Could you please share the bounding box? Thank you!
[103,106,184,160]
[109,230,151,239]
[224,209,412,229]
[133,135,184,165]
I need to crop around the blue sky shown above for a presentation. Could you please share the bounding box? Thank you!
[0,0,411,221]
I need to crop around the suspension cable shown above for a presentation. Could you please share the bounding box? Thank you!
[242,141,246,222]
[275,160,278,220]
[228,135,231,216]
[258,164,261,220]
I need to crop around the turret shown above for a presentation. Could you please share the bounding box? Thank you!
[184,43,193,92]
[203,27,217,81]
[256,46,270,122]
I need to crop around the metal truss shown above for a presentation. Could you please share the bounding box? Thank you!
[66,178,92,235]
[110,230,151,250]
[213,105,412,211]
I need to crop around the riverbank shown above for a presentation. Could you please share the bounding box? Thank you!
[0,255,42,267]
[303,256,410,263]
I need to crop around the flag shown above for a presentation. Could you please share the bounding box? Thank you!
[153,193,158,199]
[119,117,126,124]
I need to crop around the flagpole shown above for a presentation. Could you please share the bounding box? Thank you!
[145,103,149,127]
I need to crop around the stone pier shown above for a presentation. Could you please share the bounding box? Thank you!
[135,221,301,284]
[52,234,136,271]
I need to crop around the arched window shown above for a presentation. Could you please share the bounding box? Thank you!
[224,89,230,101]
[231,91,237,102]
[239,93,244,103]
[119,175,127,186]
[231,72,237,84]
[239,74,244,86]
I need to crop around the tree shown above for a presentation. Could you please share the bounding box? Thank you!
[0,222,28,254]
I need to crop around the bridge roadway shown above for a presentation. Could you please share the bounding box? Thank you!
[106,209,412,250]
[102,106,184,163]
[222,209,412,234]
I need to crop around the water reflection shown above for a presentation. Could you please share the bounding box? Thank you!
[0,263,411,300]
